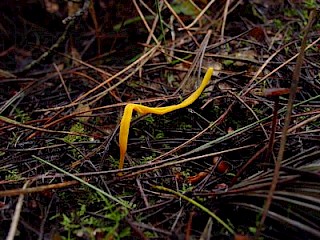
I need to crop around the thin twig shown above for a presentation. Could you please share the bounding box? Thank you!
[53,63,72,103]
[0,181,78,197]
[264,97,280,165]
[6,181,29,240]
[220,0,230,40]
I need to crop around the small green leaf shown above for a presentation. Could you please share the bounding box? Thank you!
[171,0,200,16]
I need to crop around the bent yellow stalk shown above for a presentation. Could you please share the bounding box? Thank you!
[119,67,214,169]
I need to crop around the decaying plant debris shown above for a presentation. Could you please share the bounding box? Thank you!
[0,1,320,239]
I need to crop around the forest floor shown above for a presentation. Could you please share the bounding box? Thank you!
[0,1,320,239]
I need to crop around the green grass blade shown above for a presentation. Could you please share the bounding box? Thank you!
[153,185,235,235]
[32,155,130,209]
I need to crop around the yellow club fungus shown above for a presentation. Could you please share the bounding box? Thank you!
[118,67,214,169]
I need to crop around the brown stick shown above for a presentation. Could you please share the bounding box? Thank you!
[0,180,79,197]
